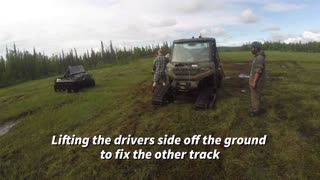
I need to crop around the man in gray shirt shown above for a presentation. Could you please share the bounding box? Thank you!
[249,41,267,116]
[152,49,169,92]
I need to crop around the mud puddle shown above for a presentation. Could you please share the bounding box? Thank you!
[240,89,247,93]
[0,108,41,137]
[236,73,287,80]
[238,73,250,79]
[0,120,20,137]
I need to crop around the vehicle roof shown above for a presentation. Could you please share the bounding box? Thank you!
[173,37,216,44]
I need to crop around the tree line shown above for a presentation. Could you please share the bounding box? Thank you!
[0,40,319,88]
[241,41,320,52]
[0,41,170,87]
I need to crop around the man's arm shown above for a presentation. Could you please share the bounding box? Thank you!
[250,56,264,89]
[152,58,156,73]
[250,72,261,89]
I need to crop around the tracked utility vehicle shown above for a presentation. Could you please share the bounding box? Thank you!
[152,37,224,109]
[54,65,95,92]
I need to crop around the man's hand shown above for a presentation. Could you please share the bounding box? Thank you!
[249,81,257,89]
[249,72,260,89]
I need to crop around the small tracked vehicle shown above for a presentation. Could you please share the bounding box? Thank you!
[54,65,95,92]
[152,37,224,109]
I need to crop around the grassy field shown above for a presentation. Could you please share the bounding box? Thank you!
[0,51,319,179]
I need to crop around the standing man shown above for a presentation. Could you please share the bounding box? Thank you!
[152,49,169,92]
[249,41,267,116]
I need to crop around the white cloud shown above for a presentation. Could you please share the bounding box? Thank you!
[270,32,290,41]
[146,18,177,28]
[0,0,247,56]
[302,31,320,42]
[270,31,320,43]
[143,0,225,14]
[200,27,227,36]
[219,40,244,47]
[264,3,305,12]
[0,0,316,56]
[240,9,258,24]
[283,37,302,44]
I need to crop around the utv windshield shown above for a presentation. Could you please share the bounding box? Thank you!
[67,65,85,75]
[171,42,211,62]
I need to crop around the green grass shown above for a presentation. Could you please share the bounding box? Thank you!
[0,51,319,179]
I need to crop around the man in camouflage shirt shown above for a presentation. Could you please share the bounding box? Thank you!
[249,41,267,116]
[152,49,169,92]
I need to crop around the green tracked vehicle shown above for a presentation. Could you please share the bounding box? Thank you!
[54,65,95,93]
[152,37,224,109]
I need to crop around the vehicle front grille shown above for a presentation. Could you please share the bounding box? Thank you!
[173,67,199,76]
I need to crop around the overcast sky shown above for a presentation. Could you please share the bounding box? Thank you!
[0,0,319,56]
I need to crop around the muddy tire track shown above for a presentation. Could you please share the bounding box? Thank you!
[1,108,41,124]
[0,94,32,111]
[118,81,155,135]
[0,99,78,137]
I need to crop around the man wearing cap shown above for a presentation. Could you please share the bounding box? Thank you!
[152,49,169,92]
[249,41,267,116]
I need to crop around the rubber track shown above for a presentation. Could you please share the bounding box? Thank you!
[54,83,79,93]
[152,85,171,106]
[194,88,216,109]
[54,80,95,93]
